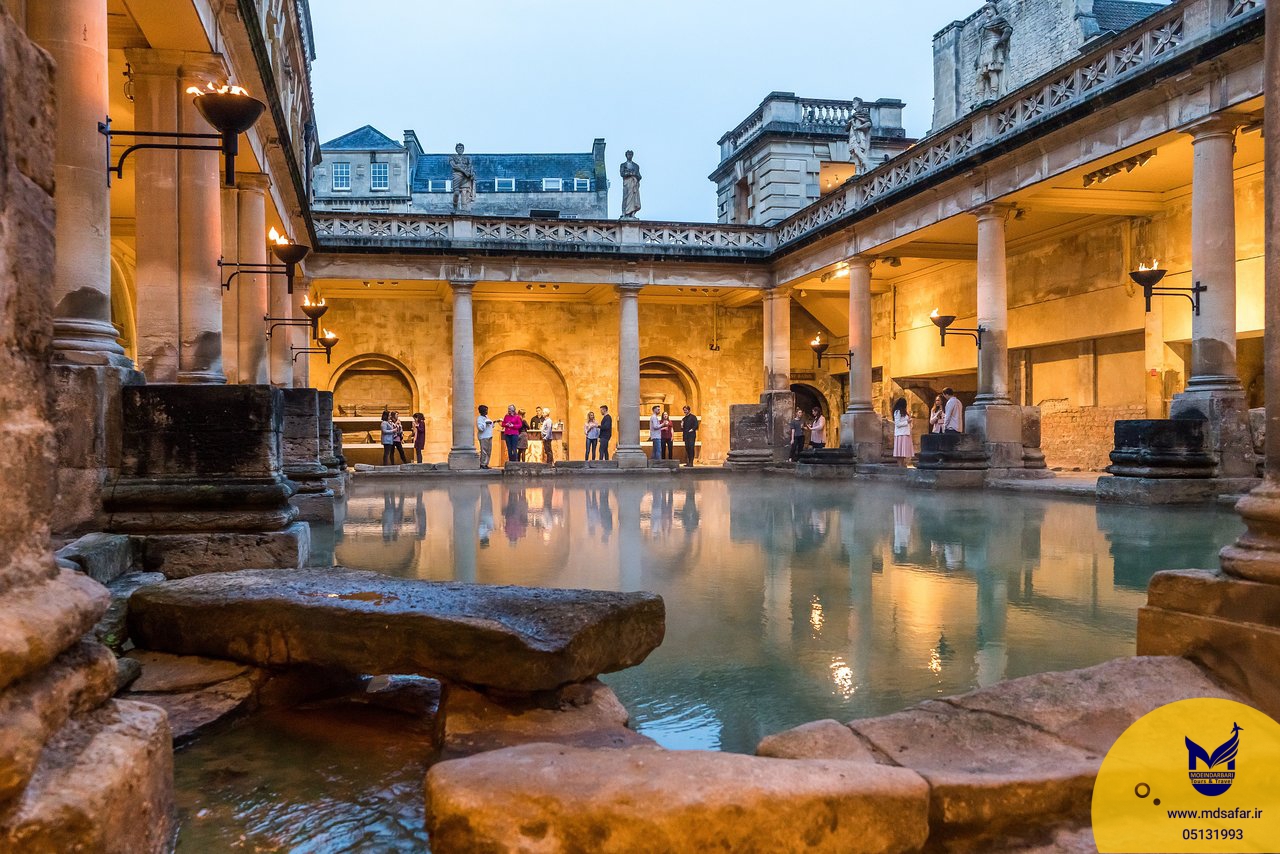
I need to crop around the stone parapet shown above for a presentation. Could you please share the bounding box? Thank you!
[916,432,989,470]
[1106,417,1217,478]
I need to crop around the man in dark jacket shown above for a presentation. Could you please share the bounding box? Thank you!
[680,406,699,466]
[598,405,613,460]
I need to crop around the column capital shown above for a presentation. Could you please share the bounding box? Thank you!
[124,48,228,84]
[763,284,793,301]
[448,278,477,293]
[1181,113,1250,141]
[616,281,643,295]
[236,172,272,194]
[970,202,1016,222]
[846,256,875,271]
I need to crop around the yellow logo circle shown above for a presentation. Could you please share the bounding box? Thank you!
[1093,697,1280,852]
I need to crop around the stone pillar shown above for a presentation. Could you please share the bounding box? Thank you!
[725,286,794,468]
[840,258,881,462]
[27,0,129,365]
[614,283,648,469]
[291,279,311,389]
[235,174,271,384]
[967,203,1024,470]
[282,387,335,523]
[268,257,294,387]
[0,15,173,848]
[447,279,480,470]
[762,287,791,392]
[316,390,346,496]
[129,49,226,384]
[1168,116,1255,478]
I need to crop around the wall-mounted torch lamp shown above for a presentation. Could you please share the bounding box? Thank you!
[809,333,852,368]
[1128,260,1205,316]
[220,227,312,294]
[930,309,984,349]
[292,329,339,364]
[266,294,328,340]
[100,83,265,186]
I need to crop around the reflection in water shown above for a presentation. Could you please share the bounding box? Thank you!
[326,475,1241,754]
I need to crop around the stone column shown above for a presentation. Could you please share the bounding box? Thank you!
[291,280,311,388]
[129,50,226,384]
[614,283,648,468]
[840,258,881,462]
[762,287,791,392]
[1169,116,1254,478]
[27,0,129,365]
[967,203,1024,470]
[235,173,271,384]
[268,254,294,387]
[282,387,334,523]
[447,279,480,470]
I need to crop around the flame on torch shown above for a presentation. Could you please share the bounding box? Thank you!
[930,308,940,319]
[186,82,250,97]
[1138,259,1160,271]
[268,227,291,246]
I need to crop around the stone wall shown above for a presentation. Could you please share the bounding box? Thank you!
[1040,402,1146,471]
[0,10,172,848]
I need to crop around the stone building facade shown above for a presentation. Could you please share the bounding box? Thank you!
[312,126,608,218]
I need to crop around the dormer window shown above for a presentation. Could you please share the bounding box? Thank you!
[495,178,516,192]
[574,178,592,192]
[542,178,563,191]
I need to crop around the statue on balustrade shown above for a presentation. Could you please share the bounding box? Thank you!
[451,142,476,211]
[976,1,1012,102]
[619,150,642,219]
[847,97,873,173]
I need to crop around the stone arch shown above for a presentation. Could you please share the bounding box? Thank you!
[639,356,701,413]
[109,251,136,362]
[329,353,420,417]
[790,382,828,420]
[476,350,569,462]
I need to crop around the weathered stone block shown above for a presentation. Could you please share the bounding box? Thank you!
[289,489,336,523]
[1107,417,1216,478]
[54,532,133,585]
[0,700,174,853]
[0,569,108,693]
[129,568,665,695]
[1096,475,1259,505]
[135,522,310,576]
[94,571,166,651]
[756,718,879,761]
[426,744,930,854]
[917,432,989,470]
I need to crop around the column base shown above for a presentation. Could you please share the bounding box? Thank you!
[1097,475,1260,505]
[966,403,1024,469]
[614,446,648,469]
[289,489,336,524]
[448,448,481,471]
[1170,387,1258,478]
[839,410,884,464]
[1220,481,1280,583]
[135,521,310,577]
[176,370,227,384]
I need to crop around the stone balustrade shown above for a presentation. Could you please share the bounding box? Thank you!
[316,0,1262,262]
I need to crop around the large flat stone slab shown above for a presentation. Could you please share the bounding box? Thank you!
[129,568,665,695]
[426,744,929,853]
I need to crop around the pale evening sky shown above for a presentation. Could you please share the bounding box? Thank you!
[308,0,972,222]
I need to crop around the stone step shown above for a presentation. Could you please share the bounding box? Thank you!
[128,568,665,695]
[426,744,929,854]
[0,699,173,853]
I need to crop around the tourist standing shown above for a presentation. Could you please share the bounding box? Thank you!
[941,387,963,433]
[501,404,522,463]
[528,407,545,463]
[892,398,914,467]
[680,406,698,466]
[929,395,945,434]
[412,412,426,464]
[541,408,555,464]
[476,405,494,468]
[389,411,408,464]
[584,411,600,460]
[598,405,613,460]
[809,407,826,450]
[516,409,530,462]
[649,405,663,460]
[788,407,805,461]
[380,409,395,466]
[660,410,674,460]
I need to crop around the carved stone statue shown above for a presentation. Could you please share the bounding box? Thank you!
[846,97,873,173]
[450,142,476,211]
[976,1,1013,102]
[619,150,641,219]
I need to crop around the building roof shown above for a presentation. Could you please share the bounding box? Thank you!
[412,152,599,192]
[1093,0,1167,33]
[321,125,404,151]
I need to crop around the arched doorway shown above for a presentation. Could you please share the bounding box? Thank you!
[639,356,700,413]
[476,350,569,463]
[791,382,830,446]
[332,356,417,416]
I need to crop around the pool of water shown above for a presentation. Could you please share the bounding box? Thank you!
[173,474,1244,850]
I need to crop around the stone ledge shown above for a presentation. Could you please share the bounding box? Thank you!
[426,744,930,854]
[1097,475,1261,505]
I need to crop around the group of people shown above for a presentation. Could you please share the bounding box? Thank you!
[787,407,828,461]
[648,405,699,466]
[474,404,617,469]
[787,387,966,468]
[379,410,426,465]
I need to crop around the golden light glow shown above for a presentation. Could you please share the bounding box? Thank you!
[809,597,825,631]
[930,308,940,319]
[268,227,291,246]
[1138,259,1161,271]
[186,82,250,97]
[302,294,325,308]
[830,657,855,698]
[928,648,943,674]
[811,334,822,346]
[320,329,337,342]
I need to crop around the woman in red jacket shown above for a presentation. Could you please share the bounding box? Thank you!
[500,404,523,463]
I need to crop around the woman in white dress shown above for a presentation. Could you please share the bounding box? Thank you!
[892,397,914,467]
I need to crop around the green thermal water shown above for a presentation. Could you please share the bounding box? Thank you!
[174,475,1243,850]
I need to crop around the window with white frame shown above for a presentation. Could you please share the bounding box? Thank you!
[494,177,515,192]
[574,178,591,192]
[370,162,389,191]
[542,178,563,191]
[332,162,351,191]
[427,179,451,193]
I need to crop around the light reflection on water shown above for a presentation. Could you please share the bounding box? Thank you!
[330,474,1242,753]
[173,474,1244,850]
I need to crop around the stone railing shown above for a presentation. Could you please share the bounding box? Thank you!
[773,0,1263,247]
[799,98,855,130]
[314,215,776,256]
